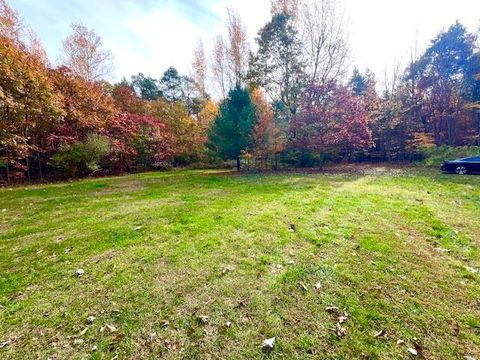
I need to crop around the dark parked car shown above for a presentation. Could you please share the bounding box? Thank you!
[441,156,480,174]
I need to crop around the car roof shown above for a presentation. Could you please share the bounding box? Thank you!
[459,156,480,161]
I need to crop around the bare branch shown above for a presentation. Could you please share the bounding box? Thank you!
[299,0,350,85]
[61,22,113,82]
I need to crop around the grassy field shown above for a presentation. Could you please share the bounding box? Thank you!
[0,167,479,359]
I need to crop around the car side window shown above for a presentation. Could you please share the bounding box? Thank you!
[465,157,480,161]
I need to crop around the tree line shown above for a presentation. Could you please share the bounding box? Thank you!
[1,0,479,182]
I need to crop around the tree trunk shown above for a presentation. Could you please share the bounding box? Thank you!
[6,161,10,184]
[38,153,43,180]
[236,156,241,171]
[26,157,31,181]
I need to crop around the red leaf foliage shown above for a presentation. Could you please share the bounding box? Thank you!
[291,82,372,154]
[104,113,174,173]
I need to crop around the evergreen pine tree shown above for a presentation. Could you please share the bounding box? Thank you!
[207,85,257,170]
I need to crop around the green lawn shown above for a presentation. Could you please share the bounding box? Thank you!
[0,167,479,359]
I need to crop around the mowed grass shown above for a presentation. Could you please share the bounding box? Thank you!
[0,167,479,359]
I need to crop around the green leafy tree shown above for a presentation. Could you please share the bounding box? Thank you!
[349,68,368,96]
[207,85,258,170]
[415,22,476,146]
[130,73,161,100]
[249,12,305,124]
[160,66,185,102]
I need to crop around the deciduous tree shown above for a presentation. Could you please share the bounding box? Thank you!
[210,35,230,99]
[62,22,113,82]
[251,88,285,168]
[0,34,63,180]
[148,98,199,161]
[226,9,249,85]
[300,0,349,85]
[112,82,145,114]
[0,0,22,42]
[270,0,299,17]
[105,113,174,173]
[50,66,116,146]
[291,83,372,160]
[191,39,207,97]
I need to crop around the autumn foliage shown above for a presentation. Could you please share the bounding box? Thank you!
[1,0,480,181]
[104,113,174,173]
[291,83,372,159]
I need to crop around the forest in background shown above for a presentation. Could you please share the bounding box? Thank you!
[1,0,480,182]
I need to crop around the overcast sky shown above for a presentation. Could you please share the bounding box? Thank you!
[11,0,480,86]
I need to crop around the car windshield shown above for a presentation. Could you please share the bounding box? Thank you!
[460,157,480,161]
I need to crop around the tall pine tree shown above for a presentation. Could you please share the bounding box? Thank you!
[207,85,257,170]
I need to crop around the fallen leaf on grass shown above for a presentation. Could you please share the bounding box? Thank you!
[337,310,349,324]
[325,306,339,314]
[164,338,180,351]
[0,340,10,348]
[374,330,386,338]
[262,337,275,352]
[197,315,209,324]
[407,347,418,356]
[111,332,125,342]
[221,266,234,275]
[101,324,116,333]
[333,323,347,337]
[75,269,85,277]
[147,332,157,342]
[299,282,308,291]
[466,266,478,274]
[452,322,460,336]
[240,316,249,325]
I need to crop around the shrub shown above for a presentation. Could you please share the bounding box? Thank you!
[280,149,322,167]
[419,145,480,167]
[52,133,111,176]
